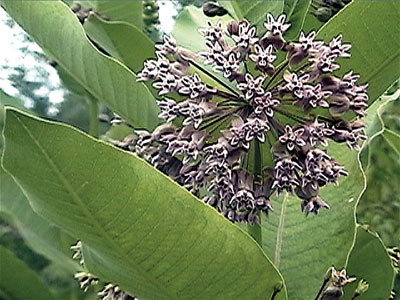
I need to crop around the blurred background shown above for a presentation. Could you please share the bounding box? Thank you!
[0,1,398,299]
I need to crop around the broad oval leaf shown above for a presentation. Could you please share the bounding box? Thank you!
[1,1,160,130]
[2,108,288,300]
[343,225,395,299]
[317,1,400,104]
[0,167,80,274]
[261,140,364,299]
[282,0,311,41]
[0,245,55,300]
[222,0,284,29]
[83,14,155,73]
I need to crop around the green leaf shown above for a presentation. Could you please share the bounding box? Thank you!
[1,1,160,130]
[172,7,238,92]
[0,245,55,300]
[84,14,155,73]
[172,6,233,53]
[317,1,400,104]
[74,0,143,29]
[2,108,288,300]
[283,0,311,41]
[343,226,395,300]
[261,140,364,299]
[0,167,80,274]
[228,0,284,29]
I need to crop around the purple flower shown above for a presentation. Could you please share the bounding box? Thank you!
[231,20,258,48]
[237,73,265,100]
[264,13,291,36]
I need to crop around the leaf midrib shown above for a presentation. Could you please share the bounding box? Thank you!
[274,193,289,268]
[11,113,175,299]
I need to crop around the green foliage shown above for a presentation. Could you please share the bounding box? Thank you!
[343,226,395,299]
[74,0,143,29]
[261,139,363,299]
[1,1,399,298]
[2,108,287,300]
[84,14,155,73]
[358,88,400,247]
[282,0,311,41]
[1,1,160,130]
[221,0,284,29]
[0,167,80,275]
[0,245,55,300]
[316,1,400,104]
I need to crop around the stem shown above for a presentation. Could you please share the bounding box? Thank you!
[274,107,310,123]
[247,140,262,246]
[314,279,329,300]
[265,61,289,90]
[189,59,240,97]
[87,96,99,138]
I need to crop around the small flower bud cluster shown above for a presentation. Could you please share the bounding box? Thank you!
[125,12,369,222]
[71,241,137,300]
[98,284,136,300]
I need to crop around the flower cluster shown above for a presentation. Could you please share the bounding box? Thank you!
[115,13,368,222]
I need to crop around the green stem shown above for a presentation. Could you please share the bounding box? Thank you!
[87,96,99,138]
[265,61,289,90]
[247,140,262,246]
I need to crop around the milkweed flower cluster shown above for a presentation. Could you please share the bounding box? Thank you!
[114,13,368,223]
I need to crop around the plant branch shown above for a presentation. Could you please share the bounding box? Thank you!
[265,61,289,90]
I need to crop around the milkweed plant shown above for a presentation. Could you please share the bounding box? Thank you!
[0,1,398,300]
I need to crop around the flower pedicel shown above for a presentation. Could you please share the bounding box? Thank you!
[113,13,368,224]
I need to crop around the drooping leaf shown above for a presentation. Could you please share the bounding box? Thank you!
[84,14,154,73]
[0,245,55,300]
[1,1,160,130]
[261,140,364,299]
[2,108,288,300]
[283,0,311,41]
[317,1,400,104]
[342,225,395,300]
[0,167,80,275]
[74,0,143,29]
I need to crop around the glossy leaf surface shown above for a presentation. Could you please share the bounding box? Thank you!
[1,1,160,130]
[317,1,400,104]
[343,226,395,299]
[2,108,287,300]
[261,140,364,299]
[84,14,154,73]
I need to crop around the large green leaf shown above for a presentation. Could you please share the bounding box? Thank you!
[83,14,154,73]
[225,0,284,29]
[317,1,400,104]
[283,0,311,41]
[1,1,160,130]
[0,167,80,274]
[74,0,142,29]
[261,140,364,299]
[0,245,55,300]
[2,108,287,300]
[343,226,395,299]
